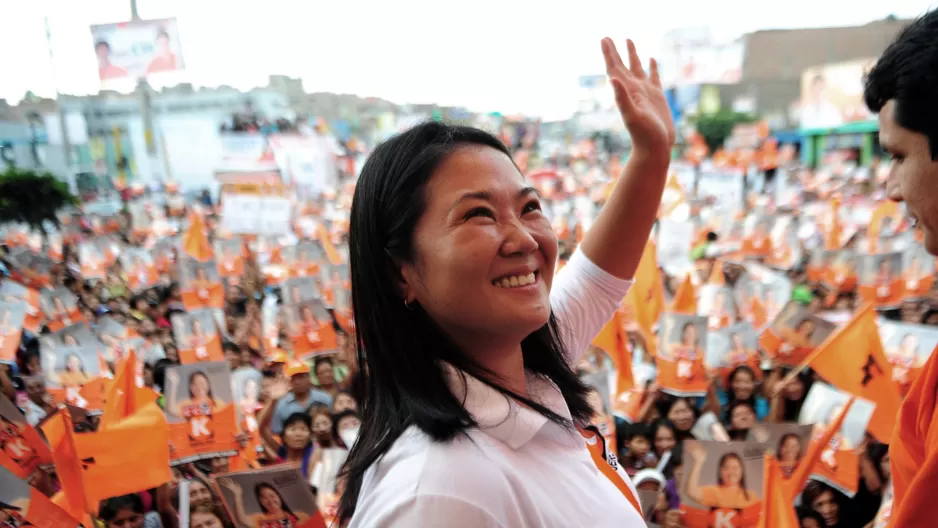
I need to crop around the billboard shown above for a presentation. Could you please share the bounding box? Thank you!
[659,27,744,88]
[798,58,877,130]
[90,17,185,82]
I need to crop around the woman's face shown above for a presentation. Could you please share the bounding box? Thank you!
[681,324,697,346]
[337,415,361,434]
[654,425,676,456]
[780,436,802,461]
[719,456,744,487]
[730,405,756,430]
[64,334,79,346]
[731,370,755,399]
[880,451,891,481]
[333,393,357,413]
[191,374,210,399]
[191,512,223,528]
[785,378,806,400]
[312,413,333,438]
[283,421,311,450]
[259,486,283,513]
[67,355,82,372]
[189,480,213,508]
[667,399,695,431]
[398,146,557,352]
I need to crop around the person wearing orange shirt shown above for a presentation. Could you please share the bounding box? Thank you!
[683,442,760,509]
[668,322,704,381]
[188,318,211,361]
[873,258,896,301]
[56,353,90,387]
[888,333,921,385]
[95,41,128,80]
[298,304,322,346]
[218,479,311,528]
[146,30,178,74]
[778,318,816,358]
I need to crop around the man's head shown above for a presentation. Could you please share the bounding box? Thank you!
[864,10,938,254]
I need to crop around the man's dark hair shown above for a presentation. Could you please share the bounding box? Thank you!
[864,10,938,159]
[94,40,110,51]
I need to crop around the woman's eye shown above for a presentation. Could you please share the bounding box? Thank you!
[465,207,494,220]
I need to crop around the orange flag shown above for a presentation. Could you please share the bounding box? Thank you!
[623,285,658,360]
[41,409,93,517]
[783,398,854,500]
[748,296,767,328]
[707,260,725,286]
[670,273,697,315]
[315,223,343,266]
[44,404,172,510]
[758,455,799,528]
[181,211,213,262]
[797,304,900,443]
[823,197,843,250]
[100,349,158,430]
[631,239,665,325]
[592,310,634,393]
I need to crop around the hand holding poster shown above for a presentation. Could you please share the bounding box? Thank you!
[679,440,763,528]
[163,361,238,464]
[215,466,326,528]
[656,313,709,396]
[798,383,875,496]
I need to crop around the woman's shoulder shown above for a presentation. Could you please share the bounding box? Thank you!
[354,427,518,525]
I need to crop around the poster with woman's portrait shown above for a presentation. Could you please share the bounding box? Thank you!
[734,270,791,326]
[294,240,326,277]
[698,286,737,331]
[150,237,177,273]
[0,393,53,481]
[747,423,812,481]
[760,301,836,367]
[878,321,938,394]
[0,282,41,334]
[50,345,101,389]
[0,462,76,528]
[285,299,338,360]
[766,215,801,270]
[215,467,323,528]
[171,309,223,364]
[51,323,104,358]
[214,237,245,279]
[281,277,320,306]
[741,217,773,258]
[709,322,761,382]
[678,440,764,528]
[902,243,936,300]
[95,315,137,363]
[819,249,858,293]
[119,248,159,293]
[798,383,875,496]
[78,241,108,279]
[179,257,224,310]
[232,368,263,435]
[656,313,709,396]
[38,286,83,332]
[7,251,53,289]
[162,361,238,465]
[0,302,26,364]
[261,299,281,352]
[857,251,904,308]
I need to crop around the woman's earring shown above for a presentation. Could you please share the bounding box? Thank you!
[404,299,416,310]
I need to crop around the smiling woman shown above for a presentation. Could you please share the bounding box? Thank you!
[340,38,674,527]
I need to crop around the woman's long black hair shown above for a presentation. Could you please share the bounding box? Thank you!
[337,121,594,522]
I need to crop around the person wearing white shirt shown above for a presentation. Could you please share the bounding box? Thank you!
[339,38,674,527]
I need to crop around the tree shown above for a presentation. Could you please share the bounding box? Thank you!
[693,110,758,153]
[0,166,78,233]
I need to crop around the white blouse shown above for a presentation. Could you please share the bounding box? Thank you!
[349,249,641,527]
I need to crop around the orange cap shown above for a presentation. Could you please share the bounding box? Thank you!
[284,360,310,378]
[268,349,290,364]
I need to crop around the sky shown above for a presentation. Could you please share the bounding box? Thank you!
[1,0,936,119]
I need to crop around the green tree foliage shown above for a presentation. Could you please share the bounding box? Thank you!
[693,110,758,153]
[0,166,78,233]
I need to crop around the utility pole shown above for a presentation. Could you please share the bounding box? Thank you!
[132,0,161,186]
[43,15,76,194]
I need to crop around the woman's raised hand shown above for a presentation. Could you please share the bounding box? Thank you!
[601,38,676,157]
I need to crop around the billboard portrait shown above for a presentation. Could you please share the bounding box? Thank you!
[90,17,185,82]
[799,58,877,129]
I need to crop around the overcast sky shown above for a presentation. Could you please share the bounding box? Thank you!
[1,0,935,119]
